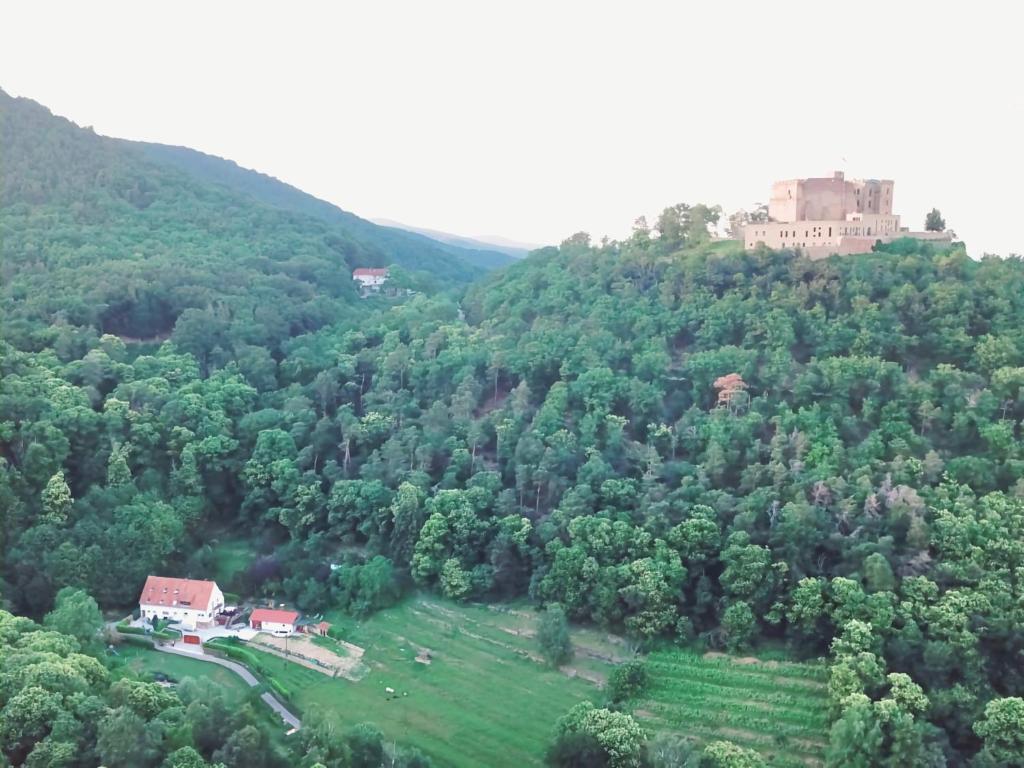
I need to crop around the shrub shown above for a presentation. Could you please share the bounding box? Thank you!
[721,602,756,652]
[537,603,573,667]
[606,660,650,704]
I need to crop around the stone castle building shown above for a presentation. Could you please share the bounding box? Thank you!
[742,172,951,259]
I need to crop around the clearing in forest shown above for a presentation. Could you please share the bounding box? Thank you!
[278,597,620,767]
[239,595,827,767]
[633,649,830,767]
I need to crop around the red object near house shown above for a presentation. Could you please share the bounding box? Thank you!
[183,634,201,645]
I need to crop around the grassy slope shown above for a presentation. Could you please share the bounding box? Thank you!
[119,588,828,765]
[112,645,252,704]
[242,595,828,767]
[258,597,617,767]
[209,537,257,595]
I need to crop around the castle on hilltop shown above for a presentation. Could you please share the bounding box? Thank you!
[742,172,952,260]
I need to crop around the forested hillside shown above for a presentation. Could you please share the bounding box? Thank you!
[4,89,1024,765]
[0,88,493,356]
[132,142,516,271]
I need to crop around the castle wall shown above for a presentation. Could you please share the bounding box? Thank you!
[744,214,901,252]
[767,173,894,223]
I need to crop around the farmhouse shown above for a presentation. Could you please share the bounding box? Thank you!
[250,608,299,634]
[352,267,389,292]
[139,576,224,630]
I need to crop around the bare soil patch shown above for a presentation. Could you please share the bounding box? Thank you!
[563,666,607,685]
[252,633,366,680]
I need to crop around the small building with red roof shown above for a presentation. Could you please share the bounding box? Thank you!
[139,576,224,630]
[250,608,300,635]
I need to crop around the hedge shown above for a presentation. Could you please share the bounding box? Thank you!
[205,640,264,672]
[268,677,291,701]
[115,623,146,636]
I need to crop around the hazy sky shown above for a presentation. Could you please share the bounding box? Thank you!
[2,1,1020,255]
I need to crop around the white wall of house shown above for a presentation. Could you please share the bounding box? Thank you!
[259,620,295,634]
[354,273,388,289]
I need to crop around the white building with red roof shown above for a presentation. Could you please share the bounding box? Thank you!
[352,267,389,291]
[250,608,300,635]
[139,576,225,630]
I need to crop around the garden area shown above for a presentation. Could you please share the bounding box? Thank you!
[634,649,830,766]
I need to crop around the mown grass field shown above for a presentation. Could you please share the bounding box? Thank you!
[112,645,252,704]
[635,649,830,767]
[209,536,255,594]
[197,593,829,766]
[256,596,626,767]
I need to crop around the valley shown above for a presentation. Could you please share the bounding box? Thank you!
[2,83,1023,768]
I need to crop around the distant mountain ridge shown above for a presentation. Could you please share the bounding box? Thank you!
[0,87,510,351]
[132,142,518,271]
[371,218,540,259]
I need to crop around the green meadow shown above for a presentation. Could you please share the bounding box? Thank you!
[113,644,252,704]
[264,597,622,766]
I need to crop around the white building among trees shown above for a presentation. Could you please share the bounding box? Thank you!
[352,267,389,291]
[138,576,224,630]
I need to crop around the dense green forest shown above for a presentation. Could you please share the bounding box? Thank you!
[3,89,1024,767]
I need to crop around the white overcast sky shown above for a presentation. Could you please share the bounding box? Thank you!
[1,1,1020,255]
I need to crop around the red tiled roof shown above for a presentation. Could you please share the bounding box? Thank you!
[353,268,389,277]
[139,576,218,609]
[251,608,299,625]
